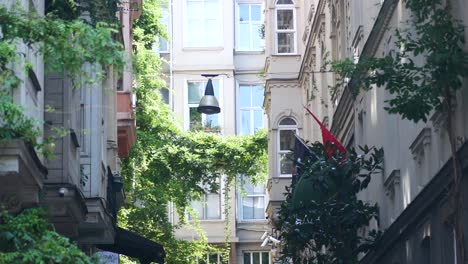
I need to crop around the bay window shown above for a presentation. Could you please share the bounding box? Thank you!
[185,0,222,47]
[275,0,296,54]
[278,117,297,176]
[238,85,264,135]
[237,3,263,51]
[240,182,266,220]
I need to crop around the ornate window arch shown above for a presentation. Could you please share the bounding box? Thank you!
[277,116,298,177]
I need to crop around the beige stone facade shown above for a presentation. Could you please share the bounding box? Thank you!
[264,0,468,263]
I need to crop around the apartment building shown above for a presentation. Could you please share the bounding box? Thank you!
[264,0,468,263]
[0,1,164,262]
[161,0,271,263]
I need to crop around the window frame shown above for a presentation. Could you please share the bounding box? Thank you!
[243,251,270,264]
[235,2,264,51]
[197,252,227,264]
[239,181,267,221]
[277,118,298,177]
[184,0,223,48]
[185,78,223,133]
[275,0,297,55]
[237,84,264,135]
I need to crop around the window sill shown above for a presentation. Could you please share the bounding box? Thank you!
[237,219,268,223]
[235,50,265,55]
[271,54,301,57]
[182,47,224,51]
[187,219,224,223]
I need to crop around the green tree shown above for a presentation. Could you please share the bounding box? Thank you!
[0,208,99,264]
[332,0,468,262]
[276,144,383,264]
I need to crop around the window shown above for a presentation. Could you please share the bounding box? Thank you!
[278,118,297,176]
[275,0,296,54]
[187,80,221,131]
[190,191,221,220]
[238,85,264,135]
[197,252,227,264]
[185,0,222,47]
[240,182,266,220]
[243,252,269,264]
[237,3,263,51]
[158,9,170,53]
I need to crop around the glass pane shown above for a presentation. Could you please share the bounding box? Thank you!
[204,113,219,128]
[251,5,262,21]
[240,110,251,135]
[279,117,296,126]
[160,88,169,104]
[244,253,251,264]
[239,23,250,50]
[276,9,294,30]
[187,18,203,47]
[253,110,263,132]
[279,129,295,150]
[209,253,218,264]
[199,257,207,264]
[253,252,260,264]
[191,200,204,219]
[205,0,219,18]
[253,184,265,194]
[205,19,220,46]
[242,197,254,219]
[251,86,263,107]
[252,23,262,50]
[262,252,269,264]
[187,1,203,18]
[277,0,293,4]
[188,82,203,104]
[277,32,295,53]
[206,193,220,219]
[190,107,202,130]
[239,86,251,108]
[239,5,249,22]
[280,153,294,175]
[253,197,265,219]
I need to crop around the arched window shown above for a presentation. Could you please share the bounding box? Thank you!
[275,0,296,54]
[278,117,297,176]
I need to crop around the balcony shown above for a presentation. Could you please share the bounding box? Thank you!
[0,140,47,213]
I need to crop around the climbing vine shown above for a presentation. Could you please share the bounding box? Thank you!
[332,0,468,262]
[0,3,125,155]
[276,143,384,264]
[118,0,268,262]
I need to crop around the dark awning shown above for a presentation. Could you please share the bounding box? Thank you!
[97,227,165,264]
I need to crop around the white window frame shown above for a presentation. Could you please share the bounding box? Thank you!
[243,251,270,264]
[189,191,222,220]
[235,2,264,51]
[238,181,267,221]
[158,9,170,53]
[183,0,223,48]
[197,252,227,264]
[237,83,264,135]
[275,0,297,55]
[277,118,298,177]
[185,78,224,133]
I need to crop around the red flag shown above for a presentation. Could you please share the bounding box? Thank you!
[304,106,347,156]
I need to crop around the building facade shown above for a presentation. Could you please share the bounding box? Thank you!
[0,1,164,262]
[264,0,468,263]
[162,0,271,263]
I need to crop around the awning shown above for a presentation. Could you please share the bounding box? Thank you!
[97,227,165,264]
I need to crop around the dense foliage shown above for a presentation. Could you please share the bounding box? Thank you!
[332,0,468,261]
[0,208,98,264]
[0,3,124,154]
[276,144,383,264]
[118,0,268,263]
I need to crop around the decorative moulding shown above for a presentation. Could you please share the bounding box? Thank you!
[384,169,400,199]
[409,127,431,161]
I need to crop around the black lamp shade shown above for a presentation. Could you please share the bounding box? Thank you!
[198,79,221,115]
